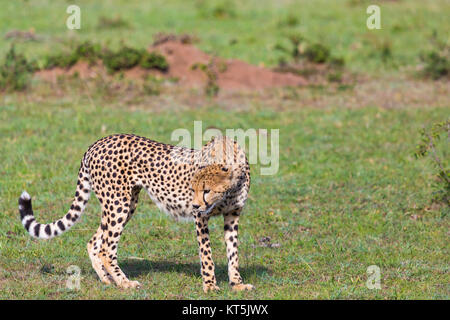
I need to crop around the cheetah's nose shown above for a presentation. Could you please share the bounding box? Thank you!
[192,204,200,209]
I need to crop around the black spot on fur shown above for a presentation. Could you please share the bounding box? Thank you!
[34,223,40,237]
[24,218,34,231]
[57,220,66,232]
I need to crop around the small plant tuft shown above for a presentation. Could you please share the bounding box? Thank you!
[44,53,78,69]
[73,41,102,64]
[415,120,450,205]
[278,14,300,27]
[140,52,169,72]
[275,34,338,65]
[418,31,449,79]
[419,37,450,80]
[102,46,143,72]
[192,62,219,97]
[44,41,102,69]
[0,45,36,91]
[304,43,330,64]
[103,46,169,73]
[420,51,450,80]
[196,0,236,19]
[274,33,347,84]
[97,15,131,29]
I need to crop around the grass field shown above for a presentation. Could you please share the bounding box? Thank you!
[0,0,449,299]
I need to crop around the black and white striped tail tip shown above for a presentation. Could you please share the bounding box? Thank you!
[20,191,31,200]
[19,191,33,219]
[20,191,31,201]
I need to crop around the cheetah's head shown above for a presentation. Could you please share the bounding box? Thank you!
[191,164,233,215]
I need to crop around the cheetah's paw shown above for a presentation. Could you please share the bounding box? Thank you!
[232,283,254,291]
[203,283,220,293]
[119,280,141,289]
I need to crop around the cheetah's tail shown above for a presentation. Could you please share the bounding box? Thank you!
[18,163,92,240]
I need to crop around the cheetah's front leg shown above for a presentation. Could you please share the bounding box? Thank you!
[224,212,254,291]
[195,215,219,293]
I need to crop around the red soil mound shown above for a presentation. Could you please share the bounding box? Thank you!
[34,61,106,82]
[35,41,308,91]
[149,41,307,90]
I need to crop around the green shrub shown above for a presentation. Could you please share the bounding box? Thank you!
[420,50,450,80]
[415,120,450,205]
[0,45,36,91]
[419,31,450,80]
[275,34,339,65]
[44,41,102,69]
[103,46,145,72]
[304,43,330,64]
[43,42,169,74]
[191,62,219,97]
[74,41,102,64]
[44,52,78,69]
[103,46,169,73]
[140,52,169,72]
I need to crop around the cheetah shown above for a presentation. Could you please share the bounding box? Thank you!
[18,134,254,292]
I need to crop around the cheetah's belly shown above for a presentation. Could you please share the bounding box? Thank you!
[144,188,194,221]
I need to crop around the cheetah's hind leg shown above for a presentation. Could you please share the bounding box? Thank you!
[98,188,141,289]
[87,226,113,284]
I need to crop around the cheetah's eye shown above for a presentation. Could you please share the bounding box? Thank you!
[203,190,210,194]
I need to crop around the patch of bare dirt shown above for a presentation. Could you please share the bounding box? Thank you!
[4,29,40,41]
[254,76,450,111]
[152,32,200,46]
[273,59,356,86]
[148,40,307,90]
[34,60,107,82]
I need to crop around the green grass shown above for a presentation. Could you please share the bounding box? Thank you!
[0,0,449,74]
[0,98,448,299]
[0,0,449,300]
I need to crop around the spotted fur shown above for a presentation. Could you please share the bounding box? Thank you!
[19,134,253,292]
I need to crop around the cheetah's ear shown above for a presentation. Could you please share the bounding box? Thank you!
[218,165,233,181]
[207,135,218,146]
[214,165,234,192]
[219,165,233,175]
